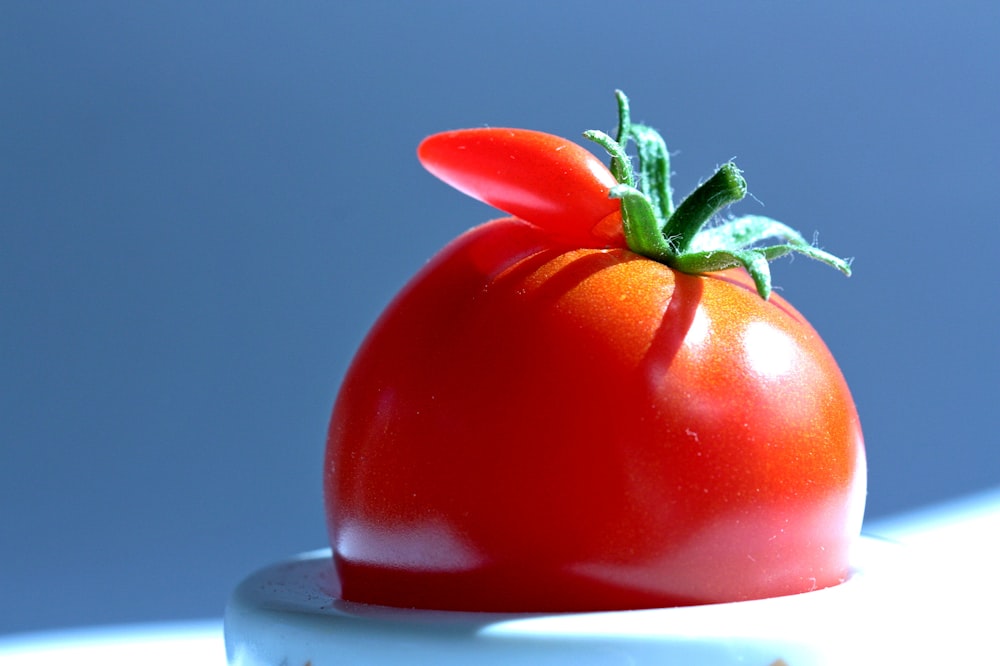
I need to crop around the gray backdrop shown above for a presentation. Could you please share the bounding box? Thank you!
[3,2,998,634]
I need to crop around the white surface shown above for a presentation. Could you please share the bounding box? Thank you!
[3,490,998,664]
[0,619,223,666]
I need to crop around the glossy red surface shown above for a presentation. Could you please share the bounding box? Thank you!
[325,215,865,611]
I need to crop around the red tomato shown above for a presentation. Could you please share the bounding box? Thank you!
[324,107,865,612]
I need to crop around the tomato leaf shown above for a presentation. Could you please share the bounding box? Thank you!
[691,215,853,276]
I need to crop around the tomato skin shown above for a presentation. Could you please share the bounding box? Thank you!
[324,216,866,611]
[418,129,624,247]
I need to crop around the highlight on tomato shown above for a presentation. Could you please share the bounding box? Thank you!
[324,91,866,612]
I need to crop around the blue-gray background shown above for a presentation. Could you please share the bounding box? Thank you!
[3,2,998,634]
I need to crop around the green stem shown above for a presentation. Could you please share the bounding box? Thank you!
[609,184,672,260]
[663,163,746,255]
[584,91,852,300]
[613,89,631,146]
[583,130,634,188]
[631,123,673,221]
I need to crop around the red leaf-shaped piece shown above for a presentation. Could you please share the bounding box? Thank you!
[418,128,623,247]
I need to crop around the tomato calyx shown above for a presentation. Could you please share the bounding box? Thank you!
[585,91,852,299]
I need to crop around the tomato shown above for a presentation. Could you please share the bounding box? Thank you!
[324,93,865,612]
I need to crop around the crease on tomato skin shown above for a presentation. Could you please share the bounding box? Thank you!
[453,217,585,283]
